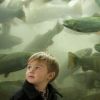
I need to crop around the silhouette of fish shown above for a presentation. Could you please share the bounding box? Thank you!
[0,7,25,23]
[24,22,63,52]
[75,48,92,58]
[67,52,100,72]
[0,33,22,49]
[63,17,100,33]
[0,52,32,77]
[95,43,100,52]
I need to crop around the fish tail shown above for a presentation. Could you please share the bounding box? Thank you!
[67,52,79,70]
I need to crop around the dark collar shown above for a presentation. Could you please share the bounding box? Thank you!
[23,80,40,99]
[47,83,63,97]
[23,80,62,99]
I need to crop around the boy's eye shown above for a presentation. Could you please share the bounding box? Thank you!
[27,65,31,69]
[27,65,42,70]
[35,66,41,69]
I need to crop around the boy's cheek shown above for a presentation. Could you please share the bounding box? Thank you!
[25,71,29,77]
[26,70,30,74]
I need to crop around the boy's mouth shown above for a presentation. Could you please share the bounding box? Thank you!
[28,75,34,78]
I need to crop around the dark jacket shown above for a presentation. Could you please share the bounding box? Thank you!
[10,81,62,100]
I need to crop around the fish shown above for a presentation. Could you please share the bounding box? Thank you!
[0,6,25,49]
[0,6,25,50]
[57,48,92,82]
[75,48,92,58]
[0,7,25,23]
[72,71,99,89]
[57,48,92,83]
[0,7,25,49]
[0,52,32,77]
[24,22,63,52]
[63,17,100,33]
[94,43,100,52]
[0,33,22,49]
[67,52,100,72]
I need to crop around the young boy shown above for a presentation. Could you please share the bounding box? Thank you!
[10,52,62,100]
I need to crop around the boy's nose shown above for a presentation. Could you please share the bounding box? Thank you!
[29,67,36,73]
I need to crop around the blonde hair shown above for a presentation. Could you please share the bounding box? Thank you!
[27,52,59,82]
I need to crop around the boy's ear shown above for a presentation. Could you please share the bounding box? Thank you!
[48,72,55,81]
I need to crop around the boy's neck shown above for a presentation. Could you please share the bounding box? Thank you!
[34,83,48,92]
[34,82,48,92]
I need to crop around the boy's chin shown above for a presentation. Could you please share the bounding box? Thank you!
[26,79,35,84]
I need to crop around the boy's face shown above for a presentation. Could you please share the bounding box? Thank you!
[26,60,54,85]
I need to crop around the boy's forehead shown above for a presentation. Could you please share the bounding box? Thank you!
[28,59,48,66]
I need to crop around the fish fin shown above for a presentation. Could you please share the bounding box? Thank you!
[67,52,78,70]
